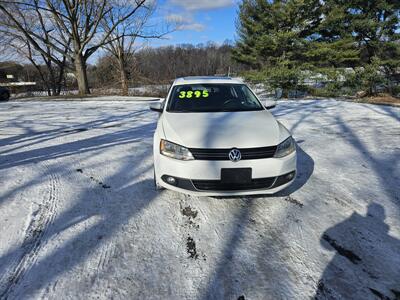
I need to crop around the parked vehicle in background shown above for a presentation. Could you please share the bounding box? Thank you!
[0,87,10,101]
[150,76,297,196]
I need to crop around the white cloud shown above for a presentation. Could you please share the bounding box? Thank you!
[165,13,205,32]
[178,23,206,32]
[163,0,234,33]
[165,13,189,23]
[169,0,234,11]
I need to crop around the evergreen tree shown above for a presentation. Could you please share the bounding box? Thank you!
[316,0,400,74]
[233,0,319,90]
[234,0,400,96]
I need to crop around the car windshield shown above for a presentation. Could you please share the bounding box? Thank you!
[166,83,264,113]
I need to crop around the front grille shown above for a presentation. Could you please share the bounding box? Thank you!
[189,146,277,160]
[192,177,276,191]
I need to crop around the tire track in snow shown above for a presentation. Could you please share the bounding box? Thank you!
[73,167,116,280]
[0,165,59,299]
[96,238,116,272]
[42,166,115,298]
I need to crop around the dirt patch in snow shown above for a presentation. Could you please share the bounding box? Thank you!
[180,203,199,229]
[181,206,198,220]
[75,168,111,189]
[186,237,198,259]
[284,195,304,208]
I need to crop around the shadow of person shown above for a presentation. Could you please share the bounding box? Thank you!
[315,203,400,300]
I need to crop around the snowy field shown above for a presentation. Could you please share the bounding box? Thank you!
[0,99,399,300]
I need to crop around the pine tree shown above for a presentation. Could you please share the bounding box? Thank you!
[319,0,400,94]
[233,0,319,90]
[233,0,400,96]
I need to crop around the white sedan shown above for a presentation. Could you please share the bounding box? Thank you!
[150,76,296,196]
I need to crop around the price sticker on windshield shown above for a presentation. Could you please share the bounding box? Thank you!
[178,90,209,99]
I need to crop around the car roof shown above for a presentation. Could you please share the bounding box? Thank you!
[173,76,244,85]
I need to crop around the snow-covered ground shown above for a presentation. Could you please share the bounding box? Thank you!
[0,99,399,300]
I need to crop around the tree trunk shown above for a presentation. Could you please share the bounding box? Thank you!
[49,70,57,96]
[118,57,129,96]
[56,53,67,96]
[74,53,90,95]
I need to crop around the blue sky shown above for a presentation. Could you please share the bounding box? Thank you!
[151,0,239,47]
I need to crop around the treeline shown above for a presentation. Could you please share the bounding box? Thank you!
[91,42,248,87]
[1,42,246,96]
[234,0,400,97]
[1,0,399,98]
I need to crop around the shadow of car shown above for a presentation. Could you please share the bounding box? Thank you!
[0,87,10,101]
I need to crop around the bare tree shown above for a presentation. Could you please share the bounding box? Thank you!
[0,7,69,95]
[0,0,158,95]
[101,0,157,95]
[0,11,19,61]
[10,37,68,95]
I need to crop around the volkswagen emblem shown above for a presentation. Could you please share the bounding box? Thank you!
[229,148,241,162]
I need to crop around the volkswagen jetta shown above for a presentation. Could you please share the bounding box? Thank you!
[150,77,296,196]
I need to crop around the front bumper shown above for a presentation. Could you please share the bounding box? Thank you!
[155,151,296,196]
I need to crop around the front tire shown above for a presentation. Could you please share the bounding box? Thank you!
[0,91,10,101]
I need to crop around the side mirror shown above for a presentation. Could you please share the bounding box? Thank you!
[264,99,277,110]
[149,101,164,113]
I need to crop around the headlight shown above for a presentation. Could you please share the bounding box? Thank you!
[274,136,296,158]
[160,139,194,160]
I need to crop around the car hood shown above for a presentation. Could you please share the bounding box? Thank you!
[162,110,284,148]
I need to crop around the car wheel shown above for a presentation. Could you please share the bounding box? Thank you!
[0,91,10,101]
[154,169,164,191]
